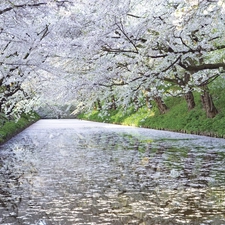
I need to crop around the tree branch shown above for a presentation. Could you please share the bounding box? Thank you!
[38,24,50,41]
[0,3,47,15]
[179,62,225,72]
[115,20,139,54]
[127,13,142,19]
[162,55,182,72]
[102,46,138,54]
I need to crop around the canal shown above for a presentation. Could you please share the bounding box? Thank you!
[0,119,225,224]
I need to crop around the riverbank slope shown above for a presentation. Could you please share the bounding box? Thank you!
[78,88,225,138]
[0,113,40,145]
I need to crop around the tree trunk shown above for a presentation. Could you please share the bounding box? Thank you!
[153,96,168,114]
[109,95,117,110]
[184,91,195,110]
[145,95,152,110]
[0,101,3,113]
[94,99,101,110]
[143,89,152,110]
[97,99,102,110]
[201,89,218,118]
[132,93,140,111]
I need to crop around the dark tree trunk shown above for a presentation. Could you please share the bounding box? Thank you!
[184,91,195,110]
[153,96,168,114]
[94,99,101,110]
[0,101,3,112]
[0,97,7,114]
[145,95,152,110]
[201,89,218,118]
[143,89,152,110]
[132,93,140,111]
[97,99,102,110]
[110,95,117,110]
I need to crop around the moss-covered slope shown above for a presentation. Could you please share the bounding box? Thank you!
[78,89,225,138]
[0,113,40,145]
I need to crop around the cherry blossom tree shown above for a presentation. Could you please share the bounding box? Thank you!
[1,0,224,119]
[0,0,73,117]
[68,0,225,117]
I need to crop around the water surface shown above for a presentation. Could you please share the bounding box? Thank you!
[0,119,225,224]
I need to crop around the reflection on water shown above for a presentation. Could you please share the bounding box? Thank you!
[0,124,225,224]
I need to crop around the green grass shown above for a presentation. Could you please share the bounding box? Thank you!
[78,88,225,138]
[0,112,40,145]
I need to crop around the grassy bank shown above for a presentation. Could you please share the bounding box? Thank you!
[0,112,40,145]
[78,88,225,138]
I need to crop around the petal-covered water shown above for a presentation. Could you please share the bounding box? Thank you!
[0,119,225,224]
